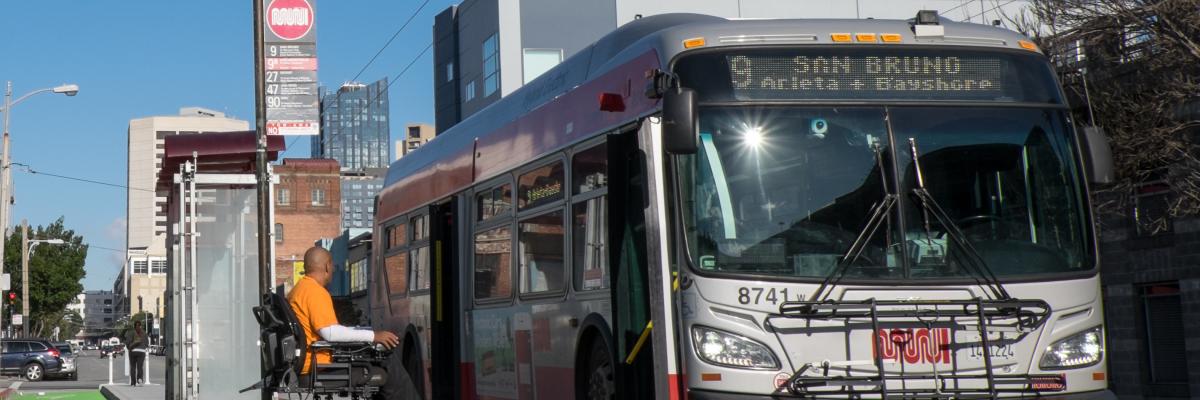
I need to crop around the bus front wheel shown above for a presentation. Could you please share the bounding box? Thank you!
[580,339,615,400]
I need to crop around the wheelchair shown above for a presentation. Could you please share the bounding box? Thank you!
[242,293,391,400]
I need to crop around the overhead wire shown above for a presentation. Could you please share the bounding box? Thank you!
[349,0,433,84]
[10,162,154,192]
[281,0,437,159]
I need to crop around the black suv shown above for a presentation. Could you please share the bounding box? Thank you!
[1,339,64,381]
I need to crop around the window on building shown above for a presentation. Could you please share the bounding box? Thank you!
[465,80,476,101]
[519,211,565,294]
[277,188,290,205]
[1133,181,1172,236]
[311,188,326,206]
[133,261,148,274]
[446,62,454,82]
[275,223,284,242]
[1142,283,1189,383]
[151,260,167,274]
[518,161,564,210]
[483,34,500,96]
[474,226,512,300]
[104,299,112,305]
[104,308,112,314]
[523,48,562,83]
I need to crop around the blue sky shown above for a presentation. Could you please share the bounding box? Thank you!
[0,0,454,290]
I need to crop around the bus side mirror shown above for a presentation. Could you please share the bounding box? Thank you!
[662,87,698,154]
[1080,126,1114,185]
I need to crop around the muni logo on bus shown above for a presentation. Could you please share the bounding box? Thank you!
[872,328,952,364]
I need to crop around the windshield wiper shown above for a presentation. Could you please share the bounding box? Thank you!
[906,138,1011,301]
[807,143,897,304]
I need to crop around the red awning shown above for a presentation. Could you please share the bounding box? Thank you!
[159,131,286,182]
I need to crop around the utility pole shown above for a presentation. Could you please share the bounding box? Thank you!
[253,0,273,297]
[20,220,27,337]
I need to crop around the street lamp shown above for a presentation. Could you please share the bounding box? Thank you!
[0,82,79,338]
[20,223,66,337]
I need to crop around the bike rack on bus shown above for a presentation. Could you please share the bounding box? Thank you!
[766,297,1064,399]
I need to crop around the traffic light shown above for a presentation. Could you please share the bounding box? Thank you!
[7,292,14,305]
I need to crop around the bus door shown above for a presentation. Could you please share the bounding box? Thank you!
[610,127,656,400]
[429,199,460,399]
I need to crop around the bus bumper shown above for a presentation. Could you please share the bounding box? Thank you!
[687,389,1118,399]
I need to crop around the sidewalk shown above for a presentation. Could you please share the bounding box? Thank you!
[99,384,162,400]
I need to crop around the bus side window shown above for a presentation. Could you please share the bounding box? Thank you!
[572,142,608,291]
[573,200,608,290]
[474,226,513,300]
[386,251,409,297]
[519,211,566,294]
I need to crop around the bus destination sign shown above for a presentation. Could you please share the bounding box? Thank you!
[727,54,1006,101]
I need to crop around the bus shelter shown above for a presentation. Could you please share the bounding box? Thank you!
[160,132,284,400]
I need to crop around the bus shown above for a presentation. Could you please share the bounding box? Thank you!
[371,11,1114,399]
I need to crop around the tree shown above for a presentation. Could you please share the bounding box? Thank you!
[1009,0,1200,233]
[3,217,88,334]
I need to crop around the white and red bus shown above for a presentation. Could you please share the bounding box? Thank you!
[372,12,1114,399]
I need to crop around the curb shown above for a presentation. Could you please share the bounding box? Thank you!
[100,385,119,400]
[0,382,20,400]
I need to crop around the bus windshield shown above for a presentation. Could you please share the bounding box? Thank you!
[678,106,1093,280]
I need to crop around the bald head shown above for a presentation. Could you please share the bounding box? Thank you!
[303,247,333,285]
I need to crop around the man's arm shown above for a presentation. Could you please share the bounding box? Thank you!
[306,290,399,348]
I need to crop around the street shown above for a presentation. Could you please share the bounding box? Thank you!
[0,351,164,391]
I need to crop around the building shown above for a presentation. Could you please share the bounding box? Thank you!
[340,168,387,229]
[313,79,393,230]
[120,107,248,318]
[319,229,372,326]
[313,80,392,171]
[1043,6,1200,397]
[432,0,1033,133]
[75,290,117,343]
[396,123,435,160]
[274,158,343,291]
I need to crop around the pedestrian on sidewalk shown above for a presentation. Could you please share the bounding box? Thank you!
[126,321,148,386]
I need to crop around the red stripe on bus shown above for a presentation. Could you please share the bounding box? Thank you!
[670,373,684,400]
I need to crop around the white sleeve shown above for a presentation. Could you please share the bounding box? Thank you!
[317,324,375,342]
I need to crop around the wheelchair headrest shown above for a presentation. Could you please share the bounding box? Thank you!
[258,292,307,378]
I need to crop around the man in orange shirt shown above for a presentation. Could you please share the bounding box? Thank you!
[289,247,401,396]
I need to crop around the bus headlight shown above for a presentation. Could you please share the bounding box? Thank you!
[691,326,779,369]
[1039,326,1103,370]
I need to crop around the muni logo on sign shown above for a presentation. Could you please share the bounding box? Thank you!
[266,0,313,41]
[872,328,952,364]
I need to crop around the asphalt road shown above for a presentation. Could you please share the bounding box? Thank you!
[0,350,165,391]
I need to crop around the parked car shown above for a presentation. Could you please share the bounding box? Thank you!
[1,339,65,381]
[50,342,77,380]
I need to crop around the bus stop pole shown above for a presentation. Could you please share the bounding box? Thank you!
[252,0,272,298]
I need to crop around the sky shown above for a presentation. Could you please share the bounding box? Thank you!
[0,0,456,290]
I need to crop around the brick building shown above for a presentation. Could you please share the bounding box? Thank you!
[274,158,342,291]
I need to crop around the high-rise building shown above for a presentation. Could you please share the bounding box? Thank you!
[313,80,392,171]
[432,0,1032,133]
[273,158,343,292]
[121,107,248,317]
[396,123,435,161]
[74,290,117,342]
[313,79,393,229]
